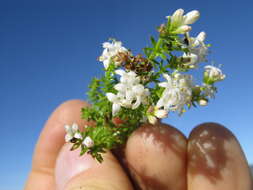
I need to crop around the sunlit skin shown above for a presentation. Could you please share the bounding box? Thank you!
[25,100,253,190]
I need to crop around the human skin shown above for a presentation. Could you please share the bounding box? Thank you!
[25,100,253,190]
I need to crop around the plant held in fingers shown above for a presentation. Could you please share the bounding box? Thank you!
[64,9,225,162]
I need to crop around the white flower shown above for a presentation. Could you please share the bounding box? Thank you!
[82,136,94,148]
[204,65,226,83]
[189,32,208,63]
[181,32,208,67]
[181,53,199,68]
[156,73,193,114]
[166,9,200,34]
[147,106,168,124]
[64,123,82,142]
[106,69,150,116]
[99,40,128,69]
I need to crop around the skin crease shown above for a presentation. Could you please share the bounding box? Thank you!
[25,100,253,190]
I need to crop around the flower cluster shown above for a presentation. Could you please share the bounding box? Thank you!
[106,69,150,116]
[64,123,94,148]
[204,65,226,84]
[168,9,200,34]
[156,72,194,114]
[99,41,129,69]
[64,8,226,162]
[182,32,208,68]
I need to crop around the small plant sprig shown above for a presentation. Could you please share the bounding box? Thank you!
[64,9,225,162]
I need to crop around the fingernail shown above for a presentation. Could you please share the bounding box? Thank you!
[55,144,97,190]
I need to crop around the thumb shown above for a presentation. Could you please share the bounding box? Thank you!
[55,144,133,190]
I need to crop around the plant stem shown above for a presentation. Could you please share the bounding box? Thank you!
[148,37,163,61]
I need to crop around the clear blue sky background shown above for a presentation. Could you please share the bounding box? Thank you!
[0,0,252,189]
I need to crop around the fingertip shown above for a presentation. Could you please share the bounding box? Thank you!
[188,122,253,190]
[125,122,187,190]
[55,146,133,190]
[55,144,98,190]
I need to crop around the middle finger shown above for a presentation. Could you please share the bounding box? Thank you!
[124,122,187,190]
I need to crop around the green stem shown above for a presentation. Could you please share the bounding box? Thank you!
[148,37,163,60]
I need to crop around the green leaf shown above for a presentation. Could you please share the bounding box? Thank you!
[150,36,157,47]
[70,143,81,151]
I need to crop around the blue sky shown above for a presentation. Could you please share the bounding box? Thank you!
[0,0,253,189]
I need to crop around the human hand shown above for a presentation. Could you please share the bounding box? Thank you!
[25,100,253,190]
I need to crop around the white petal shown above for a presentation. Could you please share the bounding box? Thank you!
[133,76,141,84]
[115,69,125,76]
[128,71,137,77]
[196,32,206,42]
[72,123,79,132]
[204,65,214,70]
[82,136,94,148]
[114,83,126,91]
[114,41,122,47]
[103,59,110,69]
[103,42,111,48]
[156,97,166,108]
[64,124,71,132]
[125,90,135,100]
[158,82,169,88]
[132,96,141,109]
[112,103,121,116]
[120,76,128,83]
[101,49,108,56]
[155,109,168,118]
[121,99,132,108]
[74,132,82,139]
[106,93,117,102]
[132,84,144,95]
[120,46,127,52]
[163,74,172,82]
[98,55,105,62]
[65,134,73,142]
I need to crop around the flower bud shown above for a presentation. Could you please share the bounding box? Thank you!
[148,115,157,125]
[199,99,208,106]
[174,25,192,34]
[171,8,184,23]
[183,10,200,25]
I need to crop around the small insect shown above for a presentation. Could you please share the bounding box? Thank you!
[183,33,191,46]
[70,137,78,143]
[183,36,189,46]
